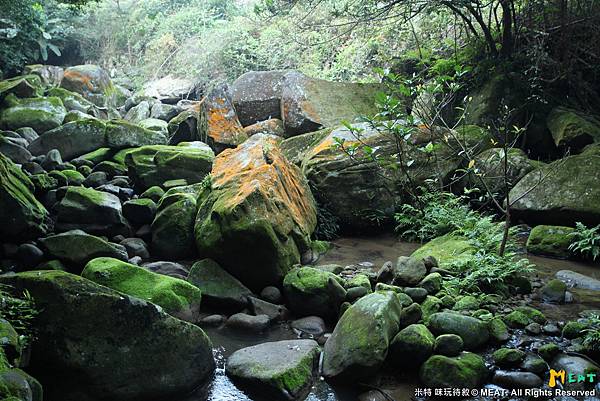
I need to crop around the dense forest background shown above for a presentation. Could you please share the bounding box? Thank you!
[2,0,600,112]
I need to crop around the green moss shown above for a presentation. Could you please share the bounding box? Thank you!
[421,296,443,321]
[391,324,435,364]
[420,352,488,389]
[527,225,575,258]
[503,310,530,328]
[562,321,588,339]
[488,318,509,342]
[0,94,66,132]
[515,306,546,324]
[492,348,525,367]
[411,233,476,270]
[61,169,85,185]
[453,295,480,311]
[77,148,116,164]
[547,107,600,147]
[29,174,59,194]
[81,257,202,315]
[538,343,560,361]
[345,273,371,292]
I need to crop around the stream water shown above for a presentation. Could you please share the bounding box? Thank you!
[183,235,600,401]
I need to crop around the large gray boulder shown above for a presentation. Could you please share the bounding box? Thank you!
[510,145,600,226]
[0,94,66,133]
[281,71,383,136]
[226,339,320,401]
[322,291,402,380]
[0,270,215,401]
[61,64,114,107]
[232,70,288,127]
[187,258,253,308]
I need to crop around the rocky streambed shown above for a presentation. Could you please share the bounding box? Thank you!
[1,64,600,401]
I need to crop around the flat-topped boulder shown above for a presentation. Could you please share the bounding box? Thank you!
[125,143,214,190]
[195,134,317,290]
[281,71,383,136]
[0,270,214,401]
[547,107,600,151]
[226,339,320,401]
[29,119,166,160]
[1,94,66,133]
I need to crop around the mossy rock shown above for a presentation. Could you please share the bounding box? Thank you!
[151,184,205,259]
[453,295,481,311]
[547,107,600,151]
[225,339,320,401]
[420,352,488,389]
[55,186,129,237]
[0,94,66,133]
[419,272,442,294]
[541,279,567,304]
[280,128,332,165]
[434,334,464,357]
[488,317,510,343]
[29,173,59,195]
[562,321,588,339]
[47,87,95,113]
[188,259,253,309]
[527,225,575,258]
[0,154,52,240]
[427,312,490,350]
[515,306,546,324]
[411,233,476,270]
[510,145,600,226]
[195,135,317,291]
[283,267,346,320]
[82,257,202,321]
[125,143,214,190]
[322,291,402,380]
[345,273,372,293]
[493,348,526,368]
[538,343,560,361]
[29,119,108,160]
[390,324,435,366]
[421,295,443,320]
[60,169,85,186]
[0,74,43,98]
[0,270,214,401]
[39,230,128,271]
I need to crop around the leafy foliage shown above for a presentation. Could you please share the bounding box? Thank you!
[569,222,600,261]
[0,285,38,347]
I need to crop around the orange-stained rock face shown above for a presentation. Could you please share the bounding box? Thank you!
[60,65,113,107]
[211,134,316,237]
[203,83,248,152]
[195,133,317,290]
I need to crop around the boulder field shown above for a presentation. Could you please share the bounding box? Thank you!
[0,64,599,401]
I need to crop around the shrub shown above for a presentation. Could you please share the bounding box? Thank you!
[569,222,600,261]
[0,285,38,347]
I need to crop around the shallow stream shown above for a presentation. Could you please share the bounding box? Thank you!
[184,235,600,401]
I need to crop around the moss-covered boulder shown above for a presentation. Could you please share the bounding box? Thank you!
[125,143,214,190]
[82,257,202,321]
[0,154,52,240]
[0,347,42,401]
[151,183,205,259]
[195,134,317,290]
[302,124,492,229]
[420,352,488,389]
[527,225,575,258]
[281,71,383,136]
[28,119,106,160]
[427,312,490,350]
[47,87,95,114]
[0,94,66,133]
[283,267,347,320]
[411,233,476,270]
[493,348,526,368]
[322,291,402,380]
[60,65,114,107]
[188,258,253,309]
[0,270,214,401]
[510,145,600,226]
[39,230,128,271]
[55,186,130,237]
[389,324,435,366]
[226,339,320,401]
[541,279,567,304]
[547,107,600,151]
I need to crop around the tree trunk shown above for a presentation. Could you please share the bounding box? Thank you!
[500,0,514,57]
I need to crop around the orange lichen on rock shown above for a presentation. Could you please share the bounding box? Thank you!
[211,134,317,235]
[62,69,95,92]
[206,106,247,145]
